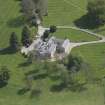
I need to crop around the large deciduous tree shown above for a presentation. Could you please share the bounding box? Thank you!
[21,0,35,19]
[21,0,48,20]
[50,25,57,33]
[87,0,105,24]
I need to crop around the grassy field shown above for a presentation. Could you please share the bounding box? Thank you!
[0,0,22,47]
[54,28,99,42]
[71,43,105,78]
[0,0,105,105]
[44,0,87,26]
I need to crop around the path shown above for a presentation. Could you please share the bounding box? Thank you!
[57,25,105,54]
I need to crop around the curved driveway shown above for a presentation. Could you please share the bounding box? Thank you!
[57,26,105,53]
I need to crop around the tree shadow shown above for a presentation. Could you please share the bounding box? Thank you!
[33,74,48,80]
[26,72,48,80]
[25,69,48,80]
[7,16,25,28]
[67,82,87,92]
[74,13,104,29]
[30,89,41,99]
[17,88,30,95]
[50,82,87,93]
[0,47,17,55]
[50,83,66,92]
[0,82,7,88]
[18,62,32,68]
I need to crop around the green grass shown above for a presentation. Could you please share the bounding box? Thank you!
[0,80,104,105]
[44,0,87,26]
[0,0,22,47]
[54,28,99,42]
[0,0,105,105]
[71,43,105,78]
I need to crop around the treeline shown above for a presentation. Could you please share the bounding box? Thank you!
[18,54,93,98]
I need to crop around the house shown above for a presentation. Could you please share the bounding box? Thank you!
[33,36,70,59]
[21,25,71,60]
[21,35,71,60]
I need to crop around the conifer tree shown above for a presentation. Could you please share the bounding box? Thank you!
[10,32,19,51]
[21,25,31,47]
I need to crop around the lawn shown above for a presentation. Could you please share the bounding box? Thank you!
[54,28,99,42]
[0,0,22,47]
[43,0,87,26]
[71,43,105,78]
[0,0,105,105]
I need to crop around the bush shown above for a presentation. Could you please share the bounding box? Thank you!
[50,25,57,33]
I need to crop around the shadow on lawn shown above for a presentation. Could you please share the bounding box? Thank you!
[50,83,66,92]
[33,74,48,80]
[17,87,42,99]
[0,82,7,88]
[18,62,32,68]
[50,82,87,93]
[25,71,47,80]
[17,88,30,95]
[7,16,25,28]
[30,89,41,99]
[74,13,104,29]
[0,47,17,55]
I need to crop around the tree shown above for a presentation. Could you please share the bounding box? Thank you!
[21,25,31,47]
[42,30,50,41]
[33,0,48,16]
[9,32,19,51]
[0,66,10,84]
[47,63,75,91]
[50,25,57,33]
[63,54,83,72]
[87,0,105,24]
[21,0,35,20]
[21,0,48,20]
